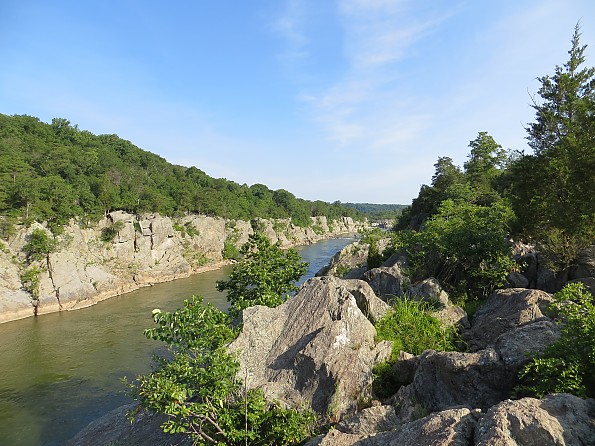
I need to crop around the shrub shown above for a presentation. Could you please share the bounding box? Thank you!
[23,228,56,262]
[100,221,125,242]
[516,282,595,398]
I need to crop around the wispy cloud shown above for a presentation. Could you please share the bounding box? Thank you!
[291,0,452,151]
[272,0,309,63]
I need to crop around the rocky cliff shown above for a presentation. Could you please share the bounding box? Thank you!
[0,212,363,324]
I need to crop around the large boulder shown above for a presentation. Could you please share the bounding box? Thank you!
[408,277,450,307]
[228,276,392,420]
[341,279,391,323]
[67,404,191,446]
[393,349,516,418]
[307,407,479,446]
[362,264,410,301]
[463,288,555,351]
[475,394,595,446]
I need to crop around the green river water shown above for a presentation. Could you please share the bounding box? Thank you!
[0,237,354,446]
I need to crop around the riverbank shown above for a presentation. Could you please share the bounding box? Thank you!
[0,212,365,324]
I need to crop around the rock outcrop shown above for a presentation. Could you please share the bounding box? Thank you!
[0,213,364,323]
[228,276,392,420]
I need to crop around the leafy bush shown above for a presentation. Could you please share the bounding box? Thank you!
[129,297,315,445]
[20,266,42,298]
[216,232,308,318]
[100,221,125,242]
[393,199,515,300]
[23,228,56,262]
[516,282,595,398]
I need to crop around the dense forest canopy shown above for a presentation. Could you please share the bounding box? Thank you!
[0,114,363,232]
[342,202,407,220]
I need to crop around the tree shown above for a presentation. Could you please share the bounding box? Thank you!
[509,25,595,272]
[463,132,506,204]
[216,232,308,318]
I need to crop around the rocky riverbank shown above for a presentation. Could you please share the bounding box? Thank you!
[0,212,364,324]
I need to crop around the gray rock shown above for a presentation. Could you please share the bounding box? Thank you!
[463,288,554,351]
[67,404,191,446]
[569,245,595,280]
[362,265,410,301]
[475,394,595,446]
[408,277,450,307]
[393,349,516,418]
[316,241,369,279]
[336,405,399,436]
[432,305,470,329]
[342,279,391,323]
[507,271,530,288]
[228,276,392,420]
[307,407,480,446]
[494,320,560,369]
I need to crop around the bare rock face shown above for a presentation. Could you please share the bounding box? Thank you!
[463,288,555,351]
[336,405,399,436]
[493,320,560,369]
[342,279,391,323]
[307,407,480,446]
[569,245,595,280]
[362,264,410,301]
[475,394,595,446]
[228,276,392,420]
[394,349,516,417]
[67,404,191,446]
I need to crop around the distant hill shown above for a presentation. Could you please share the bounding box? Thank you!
[342,203,408,220]
[0,114,363,232]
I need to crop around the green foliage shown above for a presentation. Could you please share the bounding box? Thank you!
[507,25,595,271]
[100,220,125,243]
[516,283,595,398]
[372,298,459,398]
[360,228,392,269]
[20,265,42,298]
[0,113,364,228]
[23,228,55,262]
[173,222,200,238]
[222,240,241,261]
[343,203,408,221]
[393,199,515,300]
[216,232,308,318]
[375,298,458,359]
[0,217,16,240]
[182,246,209,269]
[129,297,315,445]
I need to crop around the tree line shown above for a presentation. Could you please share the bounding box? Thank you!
[0,115,362,233]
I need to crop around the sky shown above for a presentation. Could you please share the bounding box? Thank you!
[1,1,594,204]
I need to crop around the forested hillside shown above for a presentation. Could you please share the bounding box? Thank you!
[343,202,407,220]
[0,114,362,233]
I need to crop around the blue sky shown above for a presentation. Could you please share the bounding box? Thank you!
[1,1,594,204]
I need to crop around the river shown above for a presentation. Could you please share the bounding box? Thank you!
[0,237,354,446]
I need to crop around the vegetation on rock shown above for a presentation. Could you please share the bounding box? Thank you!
[128,234,315,444]
[517,282,595,398]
